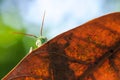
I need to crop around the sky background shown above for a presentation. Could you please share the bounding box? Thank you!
[1,0,120,39]
[0,0,120,79]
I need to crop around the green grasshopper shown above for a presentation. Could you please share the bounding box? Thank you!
[15,11,47,52]
[34,11,47,47]
[29,11,47,52]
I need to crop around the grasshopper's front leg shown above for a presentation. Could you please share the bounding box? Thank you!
[29,47,33,53]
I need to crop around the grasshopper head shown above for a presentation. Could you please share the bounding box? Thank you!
[36,36,47,47]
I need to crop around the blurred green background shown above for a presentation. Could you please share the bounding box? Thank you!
[0,0,120,79]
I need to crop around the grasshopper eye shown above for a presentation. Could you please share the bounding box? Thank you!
[40,37,47,44]
[36,39,41,47]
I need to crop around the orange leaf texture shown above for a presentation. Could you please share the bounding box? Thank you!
[2,12,120,80]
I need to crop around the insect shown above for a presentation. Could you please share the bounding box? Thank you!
[2,12,120,80]
[35,11,47,47]
[14,11,47,52]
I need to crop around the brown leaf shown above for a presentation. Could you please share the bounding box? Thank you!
[2,12,120,80]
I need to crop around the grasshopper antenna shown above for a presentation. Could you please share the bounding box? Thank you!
[40,11,46,36]
[13,32,38,38]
